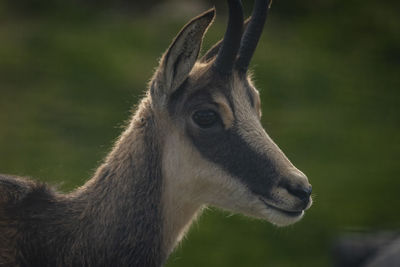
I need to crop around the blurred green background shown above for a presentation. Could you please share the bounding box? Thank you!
[0,0,399,266]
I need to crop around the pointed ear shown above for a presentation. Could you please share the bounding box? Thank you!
[155,9,215,96]
[199,39,223,64]
[200,16,251,63]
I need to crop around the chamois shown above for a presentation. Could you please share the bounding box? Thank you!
[0,0,312,266]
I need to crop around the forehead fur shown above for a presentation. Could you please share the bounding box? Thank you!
[168,61,260,122]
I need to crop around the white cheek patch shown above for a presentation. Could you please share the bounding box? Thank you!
[162,128,256,212]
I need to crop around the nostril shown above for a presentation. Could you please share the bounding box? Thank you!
[304,185,312,197]
[287,184,312,202]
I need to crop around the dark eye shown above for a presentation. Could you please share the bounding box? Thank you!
[192,109,219,128]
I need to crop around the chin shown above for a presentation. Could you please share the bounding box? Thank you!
[261,208,305,226]
[236,197,308,227]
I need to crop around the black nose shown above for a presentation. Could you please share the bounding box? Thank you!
[279,172,312,209]
[287,184,312,203]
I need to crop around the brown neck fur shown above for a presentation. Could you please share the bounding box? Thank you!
[0,96,169,266]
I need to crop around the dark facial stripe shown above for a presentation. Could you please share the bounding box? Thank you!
[187,124,280,198]
[168,71,273,197]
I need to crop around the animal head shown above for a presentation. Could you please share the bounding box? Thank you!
[148,0,312,226]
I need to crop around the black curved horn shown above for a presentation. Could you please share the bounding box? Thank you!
[200,17,251,63]
[214,0,244,75]
[236,0,271,72]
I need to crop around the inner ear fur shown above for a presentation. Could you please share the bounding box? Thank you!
[156,8,215,97]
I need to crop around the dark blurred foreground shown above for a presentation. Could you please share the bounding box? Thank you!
[334,232,400,267]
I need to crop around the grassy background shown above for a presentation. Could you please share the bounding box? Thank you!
[0,1,399,266]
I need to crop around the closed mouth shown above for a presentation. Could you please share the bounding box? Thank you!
[259,197,303,217]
